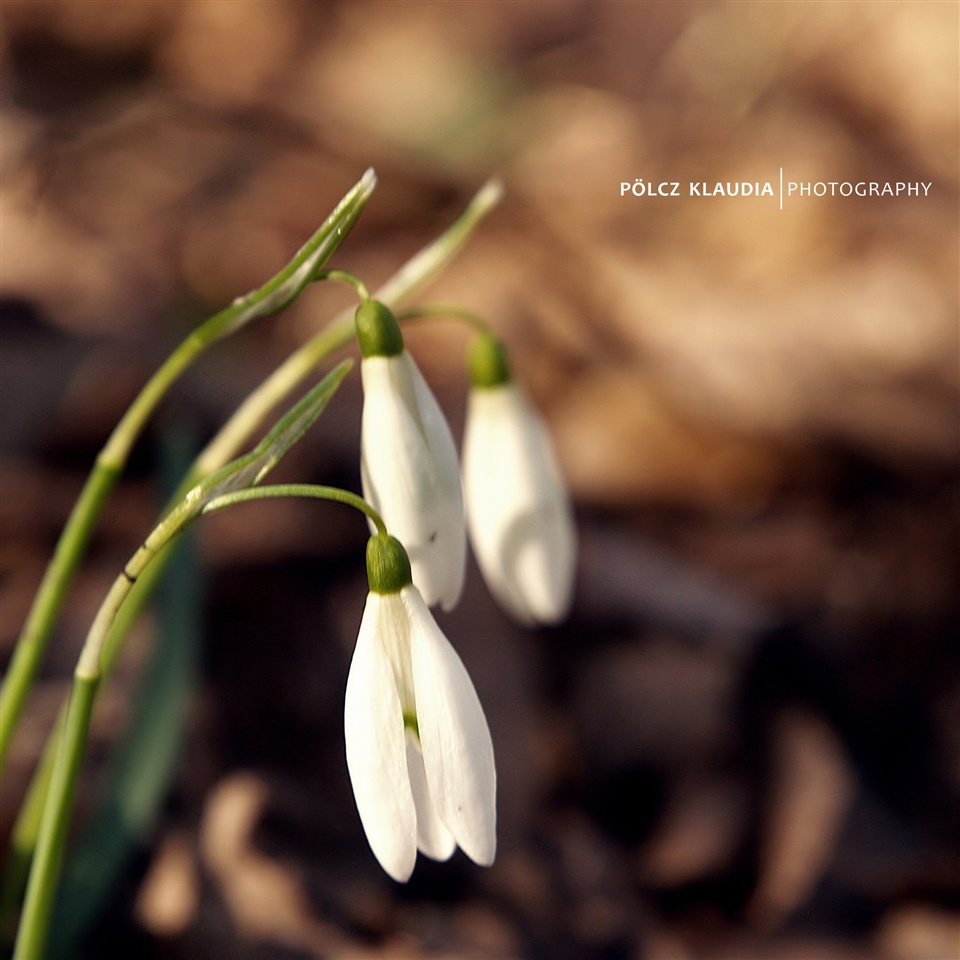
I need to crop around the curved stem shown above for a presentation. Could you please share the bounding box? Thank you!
[202,483,387,538]
[315,269,370,304]
[0,463,117,769]
[12,676,97,960]
[395,303,491,334]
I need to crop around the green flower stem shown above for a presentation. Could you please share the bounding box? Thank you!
[394,303,492,334]
[0,710,59,942]
[12,675,97,960]
[314,269,371,303]
[0,463,117,776]
[202,483,387,537]
[79,531,184,683]
[98,540,178,696]
[0,169,377,771]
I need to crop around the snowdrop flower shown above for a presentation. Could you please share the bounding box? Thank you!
[356,300,466,610]
[345,534,496,882]
[462,333,576,625]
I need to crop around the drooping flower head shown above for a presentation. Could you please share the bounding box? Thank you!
[344,533,496,881]
[356,301,466,610]
[462,332,576,625]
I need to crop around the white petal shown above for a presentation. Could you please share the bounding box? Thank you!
[344,593,417,882]
[407,356,467,611]
[405,731,457,862]
[404,587,497,867]
[463,384,576,624]
[360,353,466,610]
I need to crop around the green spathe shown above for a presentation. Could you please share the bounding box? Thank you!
[467,333,511,389]
[366,535,413,594]
[356,301,404,358]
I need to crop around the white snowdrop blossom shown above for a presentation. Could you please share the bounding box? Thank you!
[344,536,496,882]
[356,301,466,611]
[462,340,576,625]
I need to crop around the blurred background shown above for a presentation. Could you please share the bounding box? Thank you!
[1,2,958,958]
